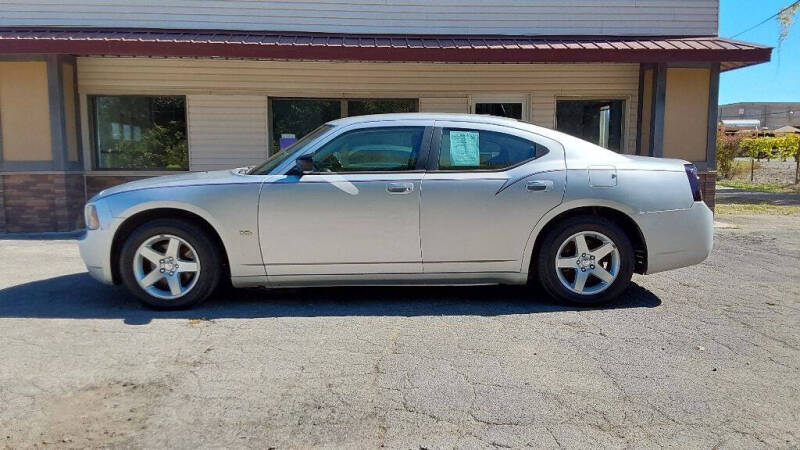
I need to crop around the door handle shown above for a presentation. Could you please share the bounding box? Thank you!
[387,182,414,194]
[526,180,553,192]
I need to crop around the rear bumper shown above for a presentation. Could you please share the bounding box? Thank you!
[639,201,714,275]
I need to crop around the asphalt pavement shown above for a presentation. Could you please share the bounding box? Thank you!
[0,213,798,449]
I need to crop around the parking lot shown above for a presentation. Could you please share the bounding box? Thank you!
[1,212,798,449]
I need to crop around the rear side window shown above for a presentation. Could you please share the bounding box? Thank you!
[438,128,544,171]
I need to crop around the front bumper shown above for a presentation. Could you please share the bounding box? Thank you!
[638,201,714,275]
[78,202,117,285]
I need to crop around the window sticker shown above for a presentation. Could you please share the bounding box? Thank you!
[449,131,480,166]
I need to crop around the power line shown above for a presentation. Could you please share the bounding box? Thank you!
[730,0,800,38]
[720,109,800,117]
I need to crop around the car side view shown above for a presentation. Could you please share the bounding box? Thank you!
[79,113,714,309]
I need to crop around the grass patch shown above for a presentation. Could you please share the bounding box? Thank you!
[716,202,800,216]
[717,180,800,193]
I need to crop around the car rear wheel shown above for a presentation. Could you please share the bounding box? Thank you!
[536,216,634,306]
[120,219,221,309]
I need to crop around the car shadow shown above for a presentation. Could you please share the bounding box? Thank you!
[0,273,662,325]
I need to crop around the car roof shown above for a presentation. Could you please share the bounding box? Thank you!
[325,112,605,153]
[328,112,526,127]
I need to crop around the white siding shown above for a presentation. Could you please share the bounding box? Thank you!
[78,57,640,161]
[187,95,268,170]
[1,0,718,36]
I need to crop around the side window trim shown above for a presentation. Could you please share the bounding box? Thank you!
[304,125,433,175]
[425,126,443,171]
[428,124,549,173]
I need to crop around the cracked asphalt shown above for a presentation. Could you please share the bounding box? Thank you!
[1,213,798,449]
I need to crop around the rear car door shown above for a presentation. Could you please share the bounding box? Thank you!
[420,121,566,274]
[258,121,432,278]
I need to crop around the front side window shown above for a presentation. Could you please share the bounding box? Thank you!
[438,128,542,171]
[91,95,188,170]
[556,100,624,152]
[312,126,425,173]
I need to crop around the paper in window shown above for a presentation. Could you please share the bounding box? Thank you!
[449,131,480,166]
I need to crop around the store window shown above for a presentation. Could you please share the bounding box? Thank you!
[347,99,417,117]
[474,103,523,120]
[269,98,417,153]
[90,95,188,170]
[556,100,625,152]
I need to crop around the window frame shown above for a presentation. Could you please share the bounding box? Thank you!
[88,94,189,172]
[469,95,529,122]
[427,123,550,173]
[554,96,630,153]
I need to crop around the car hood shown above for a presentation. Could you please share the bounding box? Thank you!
[91,168,253,201]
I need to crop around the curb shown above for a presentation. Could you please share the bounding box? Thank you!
[0,230,85,240]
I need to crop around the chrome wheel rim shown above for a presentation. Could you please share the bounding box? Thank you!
[133,234,200,300]
[555,231,620,295]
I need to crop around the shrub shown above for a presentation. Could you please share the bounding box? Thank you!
[716,131,743,179]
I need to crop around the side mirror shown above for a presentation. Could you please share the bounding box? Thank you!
[288,153,314,176]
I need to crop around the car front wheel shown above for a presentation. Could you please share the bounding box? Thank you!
[119,219,221,309]
[536,216,634,306]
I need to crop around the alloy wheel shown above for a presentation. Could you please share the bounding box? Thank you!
[133,234,201,300]
[555,231,621,295]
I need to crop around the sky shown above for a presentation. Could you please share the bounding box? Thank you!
[719,0,800,104]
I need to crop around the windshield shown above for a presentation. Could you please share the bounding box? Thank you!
[247,125,334,175]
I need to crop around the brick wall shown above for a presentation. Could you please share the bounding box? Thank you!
[86,175,150,200]
[699,171,716,212]
[0,173,85,233]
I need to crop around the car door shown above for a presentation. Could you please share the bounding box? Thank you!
[258,121,432,280]
[420,121,566,274]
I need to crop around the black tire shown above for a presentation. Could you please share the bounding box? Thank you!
[119,219,222,309]
[536,215,634,306]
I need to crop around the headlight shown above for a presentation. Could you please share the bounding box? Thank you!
[85,204,100,230]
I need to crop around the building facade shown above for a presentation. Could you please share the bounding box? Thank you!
[0,0,771,232]
[719,102,800,131]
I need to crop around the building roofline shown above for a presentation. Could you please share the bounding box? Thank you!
[0,27,772,70]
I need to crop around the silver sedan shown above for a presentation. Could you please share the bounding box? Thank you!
[79,113,713,309]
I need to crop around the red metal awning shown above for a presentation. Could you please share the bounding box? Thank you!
[0,28,771,70]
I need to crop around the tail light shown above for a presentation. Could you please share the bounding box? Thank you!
[684,164,702,202]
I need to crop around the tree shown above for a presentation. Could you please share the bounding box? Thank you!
[108,123,188,170]
[776,134,800,184]
[740,137,775,181]
[778,2,800,45]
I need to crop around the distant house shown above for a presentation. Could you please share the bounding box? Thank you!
[773,126,800,135]
[0,0,773,232]
[719,103,800,131]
